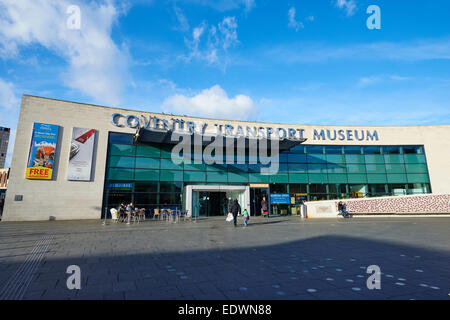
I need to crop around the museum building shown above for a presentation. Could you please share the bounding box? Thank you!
[2,95,450,221]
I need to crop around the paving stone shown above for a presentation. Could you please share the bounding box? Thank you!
[0,216,449,300]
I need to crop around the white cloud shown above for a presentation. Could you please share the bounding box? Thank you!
[0,0,129,106]
[335,0,356,17]
[219,17,238,50]
[266,38,450,64]
[389,75,412,81]
[288,7,304,32]
[0,77,19,168]
[183,16,239,68]
[173,4,190,32]
[162,85,255,119]
[242,0,256,12]
[357,74,413,87]
[357,76,381,87]
[180,0,255,12]
[0,78,18,110]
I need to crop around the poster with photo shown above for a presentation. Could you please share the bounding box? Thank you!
[67,127,96,181]
[26,123,59,180]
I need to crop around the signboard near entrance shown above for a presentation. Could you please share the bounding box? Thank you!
[270,193,290,204]
[250,184,269,188]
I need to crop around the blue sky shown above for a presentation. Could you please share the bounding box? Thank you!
[1,0,450,166]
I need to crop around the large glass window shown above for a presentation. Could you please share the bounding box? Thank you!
[407,183,430,194]
[348,184,367,198]
[160,181,183,193]
[288,163,308,173]
[271,183,288,194]
[366,163,386,173]
[403,146,424,154]
[289,184,307,193]
[309,184,327,194]
[108,156,135,168]
[107,168,134,180]
[104,138,431,214]
[325,146,343,154]
[109,132,134,145]
[327,164,346,173]
[288,154,307,163]
[134,182,158,193]
[308,163,328,173]
[367,184,386,197]
[160,158,183,170]
[136,145,160,158]
[344,146,362,154]
[384,146,402,154]
[405,164,428,174]
[328,184,347,198]
[328,174,347,183]
[159,193,182,205]
[289,145,305,153]
[135,169,159,181]
[110,144,136,156]
[385,164,406,174]
[345,154,365,164]
[404,154,426,163]
[363,146,382,154]
[346,164,366,173]
[135,157,159,169]
[184,171,207,182]
[305,146,324,154]
[384,154,404,163]
[387,184,407,195]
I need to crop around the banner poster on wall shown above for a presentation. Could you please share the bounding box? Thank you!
[26,123,59,180]
[67,128,96,181]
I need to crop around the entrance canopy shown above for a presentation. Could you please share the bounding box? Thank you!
[134,127,307,151]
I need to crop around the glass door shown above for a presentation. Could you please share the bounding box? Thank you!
[250,188,269,216]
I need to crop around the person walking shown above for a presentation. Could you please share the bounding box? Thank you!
[118,202,126,222]
[126,202,135,225]
[230,198,241,227]
[242,208,249,227]
[261,196,269,218]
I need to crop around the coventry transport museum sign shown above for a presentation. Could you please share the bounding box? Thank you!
[110,113,379,142]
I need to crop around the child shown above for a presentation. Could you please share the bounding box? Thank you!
[242,209,249,227]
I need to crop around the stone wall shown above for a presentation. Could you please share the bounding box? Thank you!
[305,194,450,218]
[337,194,450,214]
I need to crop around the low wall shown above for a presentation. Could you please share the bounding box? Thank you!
[304,194,450,218]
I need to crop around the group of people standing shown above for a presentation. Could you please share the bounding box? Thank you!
[117,202,136,224]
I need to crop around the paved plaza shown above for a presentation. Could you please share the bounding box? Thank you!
[0,216,449,300]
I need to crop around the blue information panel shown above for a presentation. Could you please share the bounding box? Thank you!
[108,183,133,190]
[270,194,290,204]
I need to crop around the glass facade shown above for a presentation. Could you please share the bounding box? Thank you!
[103,132,431,215]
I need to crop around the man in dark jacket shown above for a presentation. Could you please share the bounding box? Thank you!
[118,203,126,222]
[230,198,241,227]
